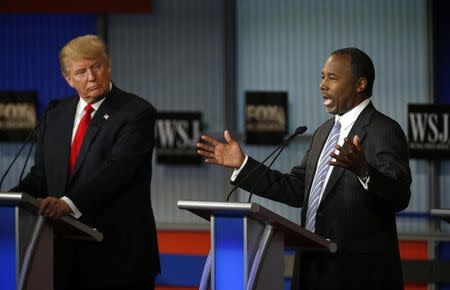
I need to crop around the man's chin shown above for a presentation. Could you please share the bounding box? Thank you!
[325,106,337,114]
[81,93,106,104]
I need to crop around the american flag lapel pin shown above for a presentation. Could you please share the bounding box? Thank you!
[104,114,109,120]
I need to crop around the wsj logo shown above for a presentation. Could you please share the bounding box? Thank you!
[156,119,201,148]
[409,113,449,144]
[155,112,202,164]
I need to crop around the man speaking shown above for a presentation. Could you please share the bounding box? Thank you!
[197,48,411,290]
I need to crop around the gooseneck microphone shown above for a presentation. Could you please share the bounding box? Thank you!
[0,100,60,191]
[225,126,307,202]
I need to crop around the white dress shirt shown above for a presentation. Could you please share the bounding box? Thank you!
[61,86,109,218]
[232,98,372,203]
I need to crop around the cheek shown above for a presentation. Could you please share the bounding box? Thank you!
[74,82,88,92]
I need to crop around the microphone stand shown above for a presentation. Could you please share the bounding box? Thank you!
[247,141,290,202]
[0,100,60,191]
[225,126,307,202]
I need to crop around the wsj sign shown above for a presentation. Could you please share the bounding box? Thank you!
[155,112,202,164]
[408,104,450,159]
[0,91,37,142]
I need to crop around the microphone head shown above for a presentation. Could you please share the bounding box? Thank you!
[295,126,307,135]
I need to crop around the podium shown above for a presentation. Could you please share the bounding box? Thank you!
[0,192,103,290]
[178,200,337,290]
[431,208,450,223]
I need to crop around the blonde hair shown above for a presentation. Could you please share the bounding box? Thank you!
[59,35,110,76]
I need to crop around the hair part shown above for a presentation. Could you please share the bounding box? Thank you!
[59,35,110,76]
[331,47,375,97]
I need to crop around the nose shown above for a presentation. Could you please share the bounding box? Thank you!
[86,68,95,81]
[320,78,327,91]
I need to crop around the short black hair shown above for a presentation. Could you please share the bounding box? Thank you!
[331,47,375,97]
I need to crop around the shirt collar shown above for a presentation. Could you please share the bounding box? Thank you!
[78,95,106,112]
[334,98,371,129]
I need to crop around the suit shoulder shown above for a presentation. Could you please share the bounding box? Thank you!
[114,87,157,114]
[49,95,77,108]
[364,109,408,146]
[370,109,404,132]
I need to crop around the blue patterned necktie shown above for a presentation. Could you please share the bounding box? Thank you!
[305,120,341,232]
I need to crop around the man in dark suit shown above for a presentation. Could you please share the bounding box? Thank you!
[197,48,411,290]
[14,35,160,290]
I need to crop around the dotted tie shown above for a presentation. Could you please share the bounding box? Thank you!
[305,120,341,232]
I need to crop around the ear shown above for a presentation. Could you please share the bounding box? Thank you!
[355,77,367,94]
[64,74,75,88]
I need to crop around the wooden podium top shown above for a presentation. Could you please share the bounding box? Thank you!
[178,200,337,253]
[431,208,450,223]
[0,192,103,242]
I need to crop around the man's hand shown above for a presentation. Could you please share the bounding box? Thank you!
[329,135,369,178]
[39,197,73,220]
[196,130,245,169]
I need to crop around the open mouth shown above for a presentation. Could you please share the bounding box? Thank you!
[323,96,333,106]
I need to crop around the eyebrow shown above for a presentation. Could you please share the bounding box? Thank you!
[322,71,338,77]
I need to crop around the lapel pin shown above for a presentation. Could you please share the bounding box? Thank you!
[103,114,109,120]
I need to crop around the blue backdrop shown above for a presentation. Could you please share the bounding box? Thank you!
[0,14,96,114]
[434,0,450,104]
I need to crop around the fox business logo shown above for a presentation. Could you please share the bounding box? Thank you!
[0,103,36,129]
[246,104,286,132]
[245,91,288,145]
[0,91,37,141]
[408,104,450,159]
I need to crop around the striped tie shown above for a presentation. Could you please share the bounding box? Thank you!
[305,120,341,232]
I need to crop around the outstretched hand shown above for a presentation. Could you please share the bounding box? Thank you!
[196,130,245,169]
[329,135,369,178]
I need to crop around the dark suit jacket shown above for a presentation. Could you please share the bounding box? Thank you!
[235,102,411,290]
[17,85,160,289]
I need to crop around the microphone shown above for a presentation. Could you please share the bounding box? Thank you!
[0,99,61,191]
[225,126,307,202]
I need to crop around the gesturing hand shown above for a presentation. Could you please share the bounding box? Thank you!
[329,135,369,178]
[196,130,245,169]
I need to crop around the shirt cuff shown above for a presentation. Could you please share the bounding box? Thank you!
[230,155,249,182]
[60,196,82,219]
[358,175,370,190]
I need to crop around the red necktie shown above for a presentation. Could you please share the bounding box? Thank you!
[69,104,94,175]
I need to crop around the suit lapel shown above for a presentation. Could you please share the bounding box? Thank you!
[304,118,334,205]
[319,102,375,205]
[69,87,119,180]
[48,97,78,192]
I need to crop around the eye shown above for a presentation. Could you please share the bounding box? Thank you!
[74,69,86,77]
[91,62,102,71]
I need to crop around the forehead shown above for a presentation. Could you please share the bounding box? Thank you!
[66,58,106,71]
[322,54,352,76]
